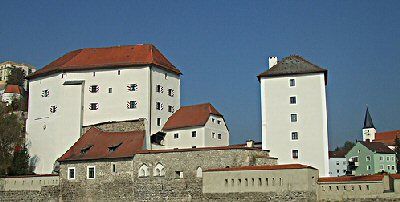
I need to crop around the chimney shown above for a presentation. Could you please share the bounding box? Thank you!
[246,140,254,148]
[268,56,278,69]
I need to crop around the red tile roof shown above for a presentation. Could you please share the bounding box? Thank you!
[360,141,395,154]
[318,174,384,183]
[204,164,316,172]
[374,130,400,146]
[390,174,400,179]
[162,103,223,131]
[136,144,264,154]
[27,44,181,79]
[4,85,22,94]
[329,149,350,158]
[58,127,145,162]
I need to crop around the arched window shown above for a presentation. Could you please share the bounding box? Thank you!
[196,167,202,178]
[138,164,149,177]
[154,163,165,176]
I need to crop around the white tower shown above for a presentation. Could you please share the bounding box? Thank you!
[362,107,376,141]
[258,55,329,176]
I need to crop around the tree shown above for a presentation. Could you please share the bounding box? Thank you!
[335,141,355,151]
[395,137,400,174]
[8,147,31,175]
[7,68,25,87]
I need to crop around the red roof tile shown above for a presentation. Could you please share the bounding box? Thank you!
[162,103,222,131]
[4,85,22,94]
[27,44,181,79]
[329,149,350,158]
[136,144,264,154]
[58,127,145,162]
[204,164,316,172]
[374,130,400,146]
[318,174,384,183]
[390,174,400,179]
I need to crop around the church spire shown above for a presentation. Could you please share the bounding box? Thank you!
[363,106,375,129]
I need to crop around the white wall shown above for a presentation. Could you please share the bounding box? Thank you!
[329,157,347,177]
[261,73,329,176]
[204,115,229,147]
[2,93,21,105]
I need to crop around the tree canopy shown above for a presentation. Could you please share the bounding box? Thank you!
[335,141,355,151]
[7,67,25,87]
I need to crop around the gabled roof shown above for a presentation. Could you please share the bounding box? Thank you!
[58,127,145,162]
[318,174,384,183]
[374,130,400,146]
[162,103,222,131]
[329,149,350,158]
[359,141,395,154]
[257,55,327,83]
[204,164,316,172]
[363,107,375,129]
[4,85,22,94]
[27,44,181,79]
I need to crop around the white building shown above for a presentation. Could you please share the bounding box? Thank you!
[153,103,229,149]
[328,150,348,177]
[362,107,377,142]
[26,44,182,174]
[258,55,329,176]
[2,85,23,105]
[0,61,36,89]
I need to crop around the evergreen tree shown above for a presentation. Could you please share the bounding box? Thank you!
[8,147,31,175]
[7,68,25,87]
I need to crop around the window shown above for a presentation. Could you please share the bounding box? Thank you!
[392,157,395,161]
[112,163,116,173]
[157,118,161,126]
[387,156,390,161]
[89,85,99,93]
[367,165,371,170]
[290,114,297,122]
[225,179,228,186]
[231,179,235,186]
[366,156,371,161]
[50,106,57,113]
[212,118,215,123]
[392,165,395,170]
[175,171,183,179]
[336,169,339,173]
[93,72,96,77]
[127,101,137,109]
[266,178,269,186]
[41,89,49,97]
[380,165,384,170]
[292,150,299,159]
[138,164,149,177]
[366,185,369,190]
[192,131,197,138]
[168,89,174,97]
[290,96,297,104]
[258,178,262,186]
[127,84,138,91]
[358,150,361,154]
[291,132,298,140]
[174,133,179,139]
[245,179,249,186]
[68,167,75,180]
[336,161,339,166]
[212,132,216,138]
[290,79,295,87]
[380,156,384,161]
[87,166,95,179]
[89,103,98,110]
[156,85,163,93]
[217,120,221,124]
[156,102,163,110]
[218,134,222,139]
[118,70,121,75]
[196,167,202,178]
[154,163,165,177]
[168,106,174,113]
[108,88,112,93]
[388,165,391,170]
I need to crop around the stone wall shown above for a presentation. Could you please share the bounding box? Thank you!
[82,119,145,134]
[0,185,60,201]
[203,191,316,201]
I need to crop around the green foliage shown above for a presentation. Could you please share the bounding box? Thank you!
[7,68,25,87]
[8,148,32,175]
[335,141,355,151]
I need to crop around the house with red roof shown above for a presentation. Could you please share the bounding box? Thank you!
[152,103,230,149]
[2,84,23,105]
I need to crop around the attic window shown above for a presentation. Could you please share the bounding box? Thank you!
[108,142,123,152]
[81,145,93,155]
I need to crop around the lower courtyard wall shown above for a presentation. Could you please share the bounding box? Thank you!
[0,186,60,201]
[203,191,317,201]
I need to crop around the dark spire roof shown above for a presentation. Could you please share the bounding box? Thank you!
[363,107,375,129]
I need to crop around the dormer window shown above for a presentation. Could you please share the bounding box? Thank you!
[89,85,99,93]
[81,145,93,155]
[108,142,122,152]
[168,89,174,97]
[41,90,50,97]
[127,84,138,91]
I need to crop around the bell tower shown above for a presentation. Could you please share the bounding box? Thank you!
[362,106,376,141]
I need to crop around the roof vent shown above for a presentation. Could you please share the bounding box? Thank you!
[268,56,278,69]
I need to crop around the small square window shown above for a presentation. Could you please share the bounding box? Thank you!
[212,118,215,122]
[156,102,163,110]
[68,167,75,180]
[108,88,112,93]
[218,134,222,139]
[168,89,174,97]
[290,114,297,122]
[192,131,197,137]
[290,96,297,104]
[175,171,183,179]
[89,85,99,93]
[156,85,163,93]
[168,106,174,113]
[217,120,221,124]
[157,118,161,126]
[127,101,137,109]
[291,132,298,140]
[41,89,50,97]
[290,79,295,87]
[89,103,98,110]
[127,84,138,91]
[292,150,299,159]
[50,106,57,113]
[87,166,95,179]
[174,133,179,139]
[212,132,216,138]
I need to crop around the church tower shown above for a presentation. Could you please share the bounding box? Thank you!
[258,55,329,176]
[362,107,376,141]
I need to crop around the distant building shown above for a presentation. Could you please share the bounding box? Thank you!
[329,150,349,177]
[2,85,23,106]
[258,55,329,176]
[0,61,36,89]
[346,141,396,176]
[362,107,376,142]
[156,103,229,149]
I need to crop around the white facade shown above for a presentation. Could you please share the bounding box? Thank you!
[363,128,377,142]
[162,115,229,149]
[260,72,329,176]
[27,66,180,174]
[328,157,347,177]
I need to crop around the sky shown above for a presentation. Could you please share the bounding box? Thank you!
[1,1,399,149]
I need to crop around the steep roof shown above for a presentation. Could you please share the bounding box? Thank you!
[204,164,316,172]
[363,107,375,129]
[162,103,222,131]
[58,127,145,162]
[359,141,395,154]
[4,85,22,94]
[27,44,181,79]
[318,174,384,183]
[374,130,400,146]
[329,149,350,158]
[257,55,327,82]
